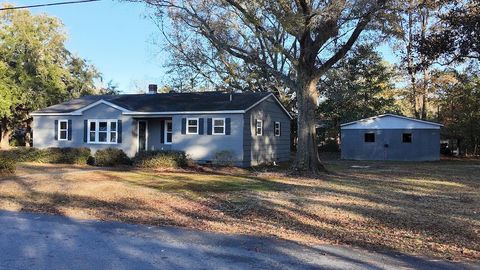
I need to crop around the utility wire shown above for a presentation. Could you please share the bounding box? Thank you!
[0,0,102,11]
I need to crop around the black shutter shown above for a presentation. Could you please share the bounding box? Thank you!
[207,118,212,135]
[54,120,58,140]
[181,118,186,134]
[117,120,122,143]
[253,119,257,135]
[160,120,165,144]
[83,120,87,142]
[225,118,231,135]
[199,118,204,135]
[67,120,72,140]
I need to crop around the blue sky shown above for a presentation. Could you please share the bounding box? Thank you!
[8,0,398,94]
[10,0,167,94]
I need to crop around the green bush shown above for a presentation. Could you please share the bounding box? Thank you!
[94,148,131,167]
[212,150,236,166]
[0,156,16,174]
[39,148,91,164]
[133,150,188,168]
[0,147,91,165]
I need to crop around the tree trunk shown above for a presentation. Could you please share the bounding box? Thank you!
[293,75,327,175]
[406,3,419,118]
[420,5,430,120]
[0,127,11,149]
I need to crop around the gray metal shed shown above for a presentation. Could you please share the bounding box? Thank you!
[340,114,443,161]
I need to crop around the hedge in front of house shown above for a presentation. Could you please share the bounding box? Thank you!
[35,147,92,164]
[94,148,132,167]
[133,150,188,168]
[0,156,16,174]
[0,147,91,165]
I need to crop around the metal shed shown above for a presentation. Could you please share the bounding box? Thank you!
[340,114,443,161]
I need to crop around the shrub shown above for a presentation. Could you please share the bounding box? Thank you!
[94,148,131,167]
[212,150,236,166]
[0,156,16,174]
[37,148,91,164]
[133,150,188,168]
[0,147,91,164]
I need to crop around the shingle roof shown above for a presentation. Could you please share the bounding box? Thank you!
[33,92,273,114]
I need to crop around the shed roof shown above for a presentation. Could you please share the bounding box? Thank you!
[340,114,443,130]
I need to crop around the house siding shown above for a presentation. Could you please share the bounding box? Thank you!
[243,96,291,166]
[32,103,138,157]
[341,129,440,161]
[171,114,244,166]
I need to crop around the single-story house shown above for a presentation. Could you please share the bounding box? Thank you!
[340,114,443,161]
[31,87,292,167]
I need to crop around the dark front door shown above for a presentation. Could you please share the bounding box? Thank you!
[138,120,147,152]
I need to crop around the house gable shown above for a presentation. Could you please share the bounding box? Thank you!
[31,99,130,116]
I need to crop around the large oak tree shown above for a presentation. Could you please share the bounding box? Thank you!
[134,0,397,173]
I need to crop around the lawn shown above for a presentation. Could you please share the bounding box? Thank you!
[0,156,479,261]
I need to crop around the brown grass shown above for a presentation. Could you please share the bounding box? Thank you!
[0,157,479,261]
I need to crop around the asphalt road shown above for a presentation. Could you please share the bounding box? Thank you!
[0,210,477,270]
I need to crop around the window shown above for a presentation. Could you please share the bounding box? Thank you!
[186,118,199,134]
[402,133,412,143]
[165,120,172,144]
[274,122,281,136]
[364,133,375,143]
[256,120,263,136]
[88,120,117,144]
[58,120,68,141]
[212,118,225,135]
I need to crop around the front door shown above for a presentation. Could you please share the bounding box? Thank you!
[138,120,147,152]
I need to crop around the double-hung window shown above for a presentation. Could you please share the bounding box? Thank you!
[186,118,199,134]
[274,122,281,136]
[165,120,173,144]
[88,120,117,144]
[58,120,69,141]
[256,120,263,136]
[212,118,225,135]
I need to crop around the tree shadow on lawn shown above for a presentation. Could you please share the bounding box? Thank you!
[2,163,479,261]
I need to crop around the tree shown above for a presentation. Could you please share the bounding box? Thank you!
[433,68,480,155]
[421,0,480,64]
[0,6,102,148]
[132,0,396,174]
[318,44,399,142]
[392,0,441,120]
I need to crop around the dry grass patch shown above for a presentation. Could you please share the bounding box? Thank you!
[0,158,478,262]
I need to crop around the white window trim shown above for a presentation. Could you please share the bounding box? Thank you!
[58,120,69,141]
[87,119,118,144]
[256,120,263,136]
[164,120,172,144]
[186,118,199,135]
[274,121,281,137]
[212,118,226,135]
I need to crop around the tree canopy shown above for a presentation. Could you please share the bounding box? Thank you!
[0,6,102,148]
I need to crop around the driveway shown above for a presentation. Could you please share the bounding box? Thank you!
[0,211,477,270]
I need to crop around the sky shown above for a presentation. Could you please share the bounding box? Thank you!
[9,0,167,94]
[7,0,398,94]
